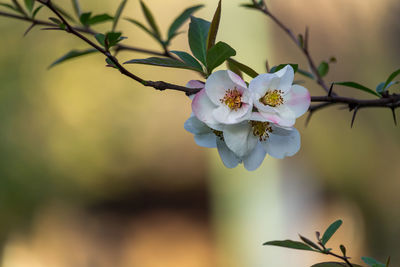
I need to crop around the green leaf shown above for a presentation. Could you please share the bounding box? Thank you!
[321,220,342,245]
[0,2,20,13]
[386,256,391,267]
[140,0,161,39]
[188,17,210,66]
[227,58,259,78]
[298,68,315,79]
[112,0,127,31]
[24,0,34,12]
[170,51,204,73]
[124,57,203,72]
[384,68,400,90]
[125,18,162,43]
[167,5,204,43]
[32,5,43,19]
[376,81,399,93]
[318,61,329,77]
[71,0,81,17]
[88,14,113,25]
[48,49,97,69]
[49,17,65,29]
[206,41,236,73]
[94,33,106,47]
[334,82,381,97]
[106,32,126,47]
[240,3,258,9]
[227,59,243,78]
[106,58,118,69]
[311,262,363,267]
[263,240,317,251]
[80,12,92,26]
[206,0,221,51]
[299,235,321,251]
[270,64,298,73]
[362,257,386,267]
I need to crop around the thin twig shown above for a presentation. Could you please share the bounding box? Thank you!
[34,0,198,94]
[0,10,174,57]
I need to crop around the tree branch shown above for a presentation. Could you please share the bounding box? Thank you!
[27,0,198,95]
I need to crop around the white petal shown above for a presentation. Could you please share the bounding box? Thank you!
[274,65,294,93]
[249,73,276,96]
[206,70,247,106]
[194,133,217,148]
[186,80,205,100]
[212,104,252,124]
[262,126,300,159]
[284,85,311,118]
[192,89,219,125]
[273,105,296,127]
[217,138,241,168]
[223,122,258,158]
[243,143,267,171]
[184,115,211,135]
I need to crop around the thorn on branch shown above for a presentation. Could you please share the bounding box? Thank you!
[391,107,397,126]
[304,26,309,51]
[305,111,313,127]
[328,83,334,97]
[24,22,37,37]
[351,106,359,128]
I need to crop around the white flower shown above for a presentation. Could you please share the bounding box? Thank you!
[249,65,310,127]
[222,113,301,160]
[184,115,267,171]
[192,70,253,125]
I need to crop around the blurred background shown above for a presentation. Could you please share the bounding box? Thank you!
[0,0,399,266]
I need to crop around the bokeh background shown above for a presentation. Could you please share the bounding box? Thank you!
[0,0,399,266]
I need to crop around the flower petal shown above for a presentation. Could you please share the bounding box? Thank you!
[223,122,258,158]
[249,73,276,96]
[194,133,217,148]
[274,65,294,93]
[184,115,210,135]
[284,84,311,118]
[192,89,219,125]
[205,70,247,106]
[242,143,267,171]
[216,138,241,168]
[186,80,205,100]
[212,104,251,124]
[262,126,300,159]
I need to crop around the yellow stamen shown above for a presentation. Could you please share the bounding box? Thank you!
[260,89,284,107]
[250,121,273,141]
[220,88,242,111]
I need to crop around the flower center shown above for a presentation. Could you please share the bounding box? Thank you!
[260,89,283,107]
[250,121,273,141]
[220,88,242,111]
[212,130,224,141]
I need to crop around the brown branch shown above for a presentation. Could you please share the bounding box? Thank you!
[33,0,198,95]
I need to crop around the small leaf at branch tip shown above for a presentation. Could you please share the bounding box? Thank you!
[48,49,97,69]
[206,0,222,51]
[140,0,161,38]
[167,4,204,43]
[263,240,316,251]
[321,220,343,246]
[334,81,381,97]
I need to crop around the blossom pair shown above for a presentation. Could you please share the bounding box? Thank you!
[185,65,311,171]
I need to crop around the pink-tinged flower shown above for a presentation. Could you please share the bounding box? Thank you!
[184,115,267,171]
[192,70,253,125]
[249,65,311,127]
[222,116,301,160]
